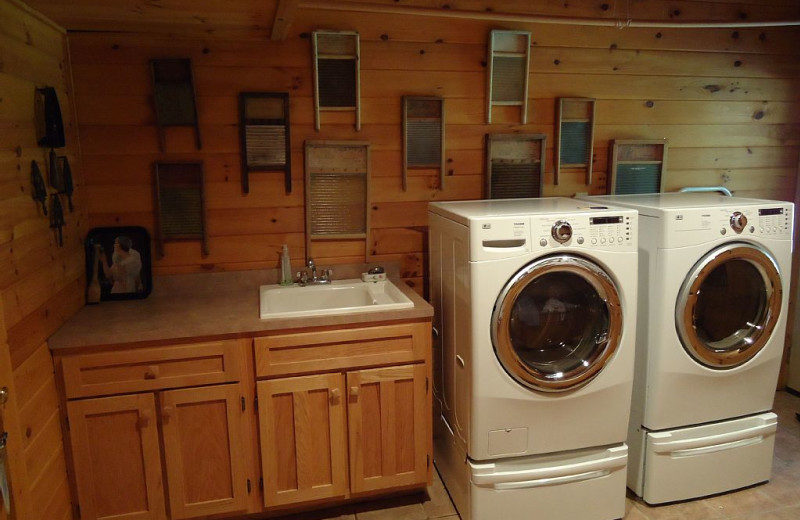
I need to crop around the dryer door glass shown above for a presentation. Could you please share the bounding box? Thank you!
[491,255,623,392]
[676,243,782,369]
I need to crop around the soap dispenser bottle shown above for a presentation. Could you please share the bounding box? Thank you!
[280,244,293,285]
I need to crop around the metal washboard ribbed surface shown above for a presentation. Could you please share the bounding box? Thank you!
[491,56,527,103]
[491,163,539,198]
[309,172,367,235]
[559,122,591,165]
[614,164,662,194]
[487,134,546,199]
[160,185,203,236]
[245,126,286,166]
[609,139,667,194]
[406,119,441,166]
[305,141,370,245]
[317,60,357,107]
[155,161,208,256]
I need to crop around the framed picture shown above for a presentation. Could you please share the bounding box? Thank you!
[85,226,153,302]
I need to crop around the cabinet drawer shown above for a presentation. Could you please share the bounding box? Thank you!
[255,321,429,378]
[62,340,243,398]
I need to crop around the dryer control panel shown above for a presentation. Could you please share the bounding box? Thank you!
[755,206,792,237]
[664,203,793,248]
[711,205,792,238]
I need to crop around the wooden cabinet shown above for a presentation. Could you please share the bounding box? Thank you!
[67,394,165,520]
[160,385,248,519]
[58,319,431,519]
[347,364,428,494]
[257,373,347,507]
[59,339,252,520]
[255,321,432,509]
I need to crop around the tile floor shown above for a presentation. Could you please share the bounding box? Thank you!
[277,390,800,520]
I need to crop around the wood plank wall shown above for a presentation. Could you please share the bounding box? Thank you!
[68,5,800,293]
[0,1,83,518]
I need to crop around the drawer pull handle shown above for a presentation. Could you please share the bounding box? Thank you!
[162,406,172,420]
[349,386,360,398]
[330,388,341,403]
[144,366,159,380]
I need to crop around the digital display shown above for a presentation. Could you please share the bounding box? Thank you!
[759,208,783,216]
[590,216,623,225]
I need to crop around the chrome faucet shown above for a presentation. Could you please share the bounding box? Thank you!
[307,258,317,281]
[296,258,332,286]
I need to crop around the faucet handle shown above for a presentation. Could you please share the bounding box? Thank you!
[323,268,333,281]
[307,258,315,268]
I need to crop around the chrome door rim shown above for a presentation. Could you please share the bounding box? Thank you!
[491,255,623,392]
[675,242,782,369]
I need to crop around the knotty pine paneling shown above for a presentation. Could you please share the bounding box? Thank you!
[68,8,800,286]
[25,0,800,41]
[1,1,83,518]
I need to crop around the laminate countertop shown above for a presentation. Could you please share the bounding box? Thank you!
[48,264,432,351]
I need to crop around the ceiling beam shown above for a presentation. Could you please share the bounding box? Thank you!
[271,0,299,40]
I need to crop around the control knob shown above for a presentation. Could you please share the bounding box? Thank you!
[551,220,573,243]
[730,211,747,233]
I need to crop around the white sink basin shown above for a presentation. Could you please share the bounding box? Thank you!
[259,278,414,319]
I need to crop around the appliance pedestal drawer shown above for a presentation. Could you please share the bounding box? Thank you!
[642,412,777,504]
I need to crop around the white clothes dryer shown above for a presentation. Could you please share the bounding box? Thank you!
[581,192,793,504]
[428,198,638,520]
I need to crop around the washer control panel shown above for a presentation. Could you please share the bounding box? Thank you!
[587,215,633,246]
[533,213,635,250]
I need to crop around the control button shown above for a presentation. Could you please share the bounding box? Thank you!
[609,237,615,243]
[591,238,597,245]
[600,238,606,244]
[773,227,778,232]
[720,228,726,235]
[760,228,764,233]
[749,226,755,233]
[730,211,747,233]
[551,220,573,244]
[577,237,584,245]
[539,239,548,247]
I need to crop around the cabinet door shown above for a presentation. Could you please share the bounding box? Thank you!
[67,394,166,520]
[257,373,347,507]
[347,364,429,494]
[160,384,248,519]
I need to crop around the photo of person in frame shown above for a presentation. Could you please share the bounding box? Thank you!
[85,226,152,302]
[95,235,144,294]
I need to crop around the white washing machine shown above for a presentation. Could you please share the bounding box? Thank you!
[428,198,638,520]
[580,192,794,504]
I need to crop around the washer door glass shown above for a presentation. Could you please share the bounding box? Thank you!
[491,255,623,392]
[676,243,782,369]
